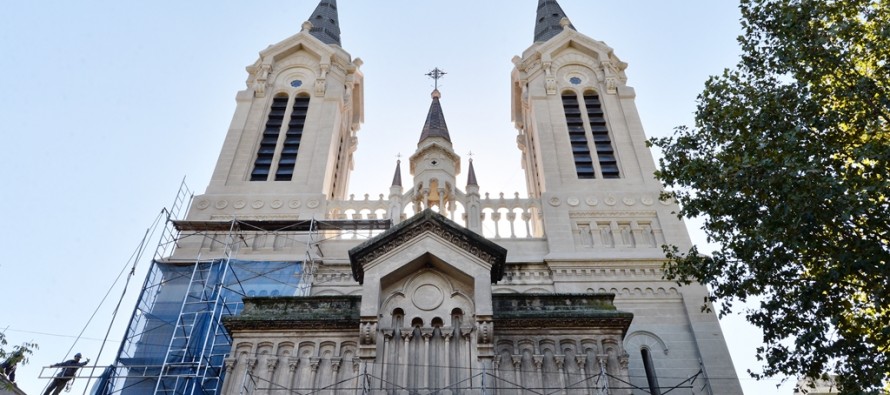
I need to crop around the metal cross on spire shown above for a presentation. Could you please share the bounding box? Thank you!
[426,67,447,90]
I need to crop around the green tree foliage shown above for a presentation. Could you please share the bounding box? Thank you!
[649,0,889,392]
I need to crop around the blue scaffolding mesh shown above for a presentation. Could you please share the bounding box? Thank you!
[95,259,303,395]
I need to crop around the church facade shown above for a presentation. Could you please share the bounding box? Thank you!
[116,1,744,394]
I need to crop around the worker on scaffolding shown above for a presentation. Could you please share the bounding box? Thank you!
[1,350,24,385]
[43,353,89,395]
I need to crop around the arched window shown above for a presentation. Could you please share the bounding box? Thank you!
[562,92,595,178]
[583,91,619,178]
[250,94,289,181]
[275,95,310,181]
[641,348,660,395]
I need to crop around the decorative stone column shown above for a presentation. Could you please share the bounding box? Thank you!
[220,357,237,395]
[262,357,279,395]
[512,355,523,395]
[554,355,567,395]
[286,358,299,393]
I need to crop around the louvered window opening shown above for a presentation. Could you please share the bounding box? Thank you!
[562,94,595,179]
[584,93,619,178]
[275,97,310,181]
[251,95,288,181]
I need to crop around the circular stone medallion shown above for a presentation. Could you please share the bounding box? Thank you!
[412,284,444,311]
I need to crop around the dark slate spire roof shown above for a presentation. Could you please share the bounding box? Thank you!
[391,160,402,187]
[418,90,452,143]
[534,0,575,42]
[307,0,341,46]
[467,159,478,187]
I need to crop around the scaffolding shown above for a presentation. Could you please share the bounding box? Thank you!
[92,182,391,395]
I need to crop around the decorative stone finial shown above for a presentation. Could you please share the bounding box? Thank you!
[431,89,441,99]
[302,21,313,32]
[559,17,572,28]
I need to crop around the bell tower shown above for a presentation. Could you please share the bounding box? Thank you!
[191,0,363,220]
[512,0,659,197]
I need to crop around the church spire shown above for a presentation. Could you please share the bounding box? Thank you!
[418,89,451,143]
[466,158,478,187]
[419,68,451,143]
[534,0,575,42]
[391,159,403,187]
[307,0,341,46]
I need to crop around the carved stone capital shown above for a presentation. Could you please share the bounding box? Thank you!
[533,355,544,370]
[618,351,630,369]
[330,357,342,373]
[352,357,361,373]
[246,357,258,372]
[575,354,587,369]
[545,78,557,95]
[421,327,435,341]
[265,357,279,371]
[224,358,237,372]
[460,324,475,339]
[511,355,523,368]
[288,357,300,372]
[554,355,566,370]
[442,327,454,342]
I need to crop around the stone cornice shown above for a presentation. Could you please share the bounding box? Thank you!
[222,296,360,331]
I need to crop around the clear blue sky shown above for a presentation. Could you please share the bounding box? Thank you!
[0,1,794,394]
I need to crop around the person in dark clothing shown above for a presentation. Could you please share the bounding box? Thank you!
[43,353,89,395]
[0,351,24,384]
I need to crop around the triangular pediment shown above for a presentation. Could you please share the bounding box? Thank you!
[259,30,338,64]
[348,209,506,285]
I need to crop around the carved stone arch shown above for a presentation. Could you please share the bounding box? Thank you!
[256,342,275,355]
[319,341,337,358]
[518,339,536,354]
[525,287,550,294]
[269,91,290,101]
[277,342,296,358]
[550,47,602,71]
[449,289,475,312]
[276,65,316,86]
[339,341,358,359]
[235,342,254,354]
[492,287,520,294]
[561,88,580,98]
[624,330,669,356]
[379,291,406,312]
[497,340,516,354]
[270,54,320,80]
[297,341,316,358]
[580,339,598,354]
[348,288,362,295]
[581,87,604,97]
[557,63,600,92]
[559,338,578,355]
[539,339,557,354]
[403,268,453,294]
